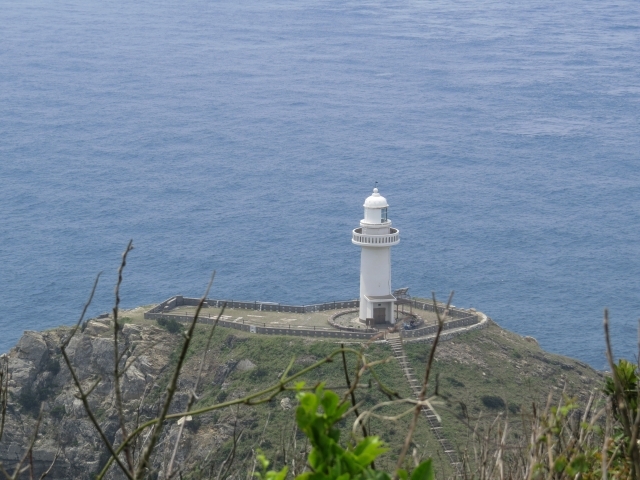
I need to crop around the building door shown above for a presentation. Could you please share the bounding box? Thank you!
[373,307,386,324]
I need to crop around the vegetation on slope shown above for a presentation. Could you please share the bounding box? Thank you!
[404,322,603,458]
[144,324,441,478]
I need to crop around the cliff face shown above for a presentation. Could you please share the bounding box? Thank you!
[0,318,606,479]
[1,321,179,478]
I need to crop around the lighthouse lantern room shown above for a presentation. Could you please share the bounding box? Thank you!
[352,188,400,324]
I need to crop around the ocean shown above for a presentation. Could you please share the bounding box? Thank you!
[1,0,639,368]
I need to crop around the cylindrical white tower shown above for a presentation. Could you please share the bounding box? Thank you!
[351,188,400,324]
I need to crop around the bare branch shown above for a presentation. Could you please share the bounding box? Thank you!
[10,406,43,480]
[341,344,370,441]
[113,240,135,472]
[352,396,443,436]
[133,272,216,479]
[97,346,366,478]
[59,273,134,480]
[61,272,102,350]
[395,291,452,474]
[166,294,225,478]
[216,415,244,480]
[38,448,60,480]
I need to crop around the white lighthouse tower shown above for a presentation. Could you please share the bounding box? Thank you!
[352,188,400,324]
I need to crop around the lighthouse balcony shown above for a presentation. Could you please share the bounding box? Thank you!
[352,227,400,247]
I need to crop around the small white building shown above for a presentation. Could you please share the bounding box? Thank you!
[352,188,400,324]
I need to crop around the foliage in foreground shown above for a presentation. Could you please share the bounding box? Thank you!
[255,384,434,480]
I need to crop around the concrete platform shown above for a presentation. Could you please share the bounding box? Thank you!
[169,305,352,330]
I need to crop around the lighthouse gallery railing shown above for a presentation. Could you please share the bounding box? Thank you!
[352,227,399,246]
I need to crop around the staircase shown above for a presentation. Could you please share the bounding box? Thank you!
[386,333,463,476]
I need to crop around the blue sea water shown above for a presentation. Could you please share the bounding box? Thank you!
[1,0,639,368]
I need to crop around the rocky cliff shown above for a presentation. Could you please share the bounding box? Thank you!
[1,321,178,478]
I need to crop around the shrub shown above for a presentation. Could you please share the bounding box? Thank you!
[156,317,184,334]
[446,377,465,388]
[249,366,269,380]
[508,402,521,414]
[216,390,228,403]
[481,395,506,410]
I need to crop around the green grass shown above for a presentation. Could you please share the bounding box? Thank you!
[145,324,450,476]
[404,323,604,458]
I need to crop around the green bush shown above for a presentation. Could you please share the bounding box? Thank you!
[481,395,506,410]
[156,317,184,334]
[445,377,465,388]
[249,366,269,380]
[216,390,228,403]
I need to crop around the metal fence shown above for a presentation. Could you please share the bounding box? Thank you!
[146,296,359,315]
[401,315,479,338]
[396,298,474,319]
[144,296,480,339]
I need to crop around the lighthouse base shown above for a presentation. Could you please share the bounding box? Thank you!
[360,295,396,325]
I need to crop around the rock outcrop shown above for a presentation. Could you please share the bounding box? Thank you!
[0,320,242,479]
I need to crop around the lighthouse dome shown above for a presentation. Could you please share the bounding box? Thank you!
[363,188,389,209]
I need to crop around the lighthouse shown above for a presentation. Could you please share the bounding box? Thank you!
[352,188,400,324]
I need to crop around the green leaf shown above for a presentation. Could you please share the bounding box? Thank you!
[567,455,588,474]
[256,453,269,471]
[268,466,289,480]
[296,392,319,429]
[396,469,409,480]
[553,457,567,473]
[307,448,322,470]
[353,436,388,467]
[320,390,341,418]
[410,459,434,480]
